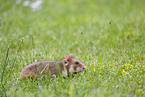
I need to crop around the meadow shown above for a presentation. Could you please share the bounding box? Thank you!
[0,0,145,97]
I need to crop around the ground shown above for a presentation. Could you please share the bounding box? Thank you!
[0,0,145,97]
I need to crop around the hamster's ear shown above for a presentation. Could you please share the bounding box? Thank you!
[65,55,69,62]
[69,54,74,58]
[65,55,72,66]
[65,56,69,66]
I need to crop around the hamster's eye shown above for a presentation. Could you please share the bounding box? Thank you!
[75,62,79,65]
[65,62,67,64]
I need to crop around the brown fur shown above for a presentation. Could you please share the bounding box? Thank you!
[20,54,86,79]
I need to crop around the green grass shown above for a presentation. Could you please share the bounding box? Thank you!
[0,0,145,97]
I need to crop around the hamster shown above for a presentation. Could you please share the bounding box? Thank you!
[20,54,86,79]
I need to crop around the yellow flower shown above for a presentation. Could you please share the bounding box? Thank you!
[14,43,17,48]
[93,68,96,72]
[127,67,128,69]
[84,94,87,97]
[122,69,127,74]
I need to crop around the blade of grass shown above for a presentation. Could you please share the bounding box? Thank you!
[11,38,24,69]
[1,47,9,84]
[1,47,9,97]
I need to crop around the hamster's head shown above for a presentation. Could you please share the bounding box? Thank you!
[64,54,86,74]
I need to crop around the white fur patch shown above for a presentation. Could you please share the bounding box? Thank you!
[69,65,74,73]
[62,69,68,77]
[76,67,81,72]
